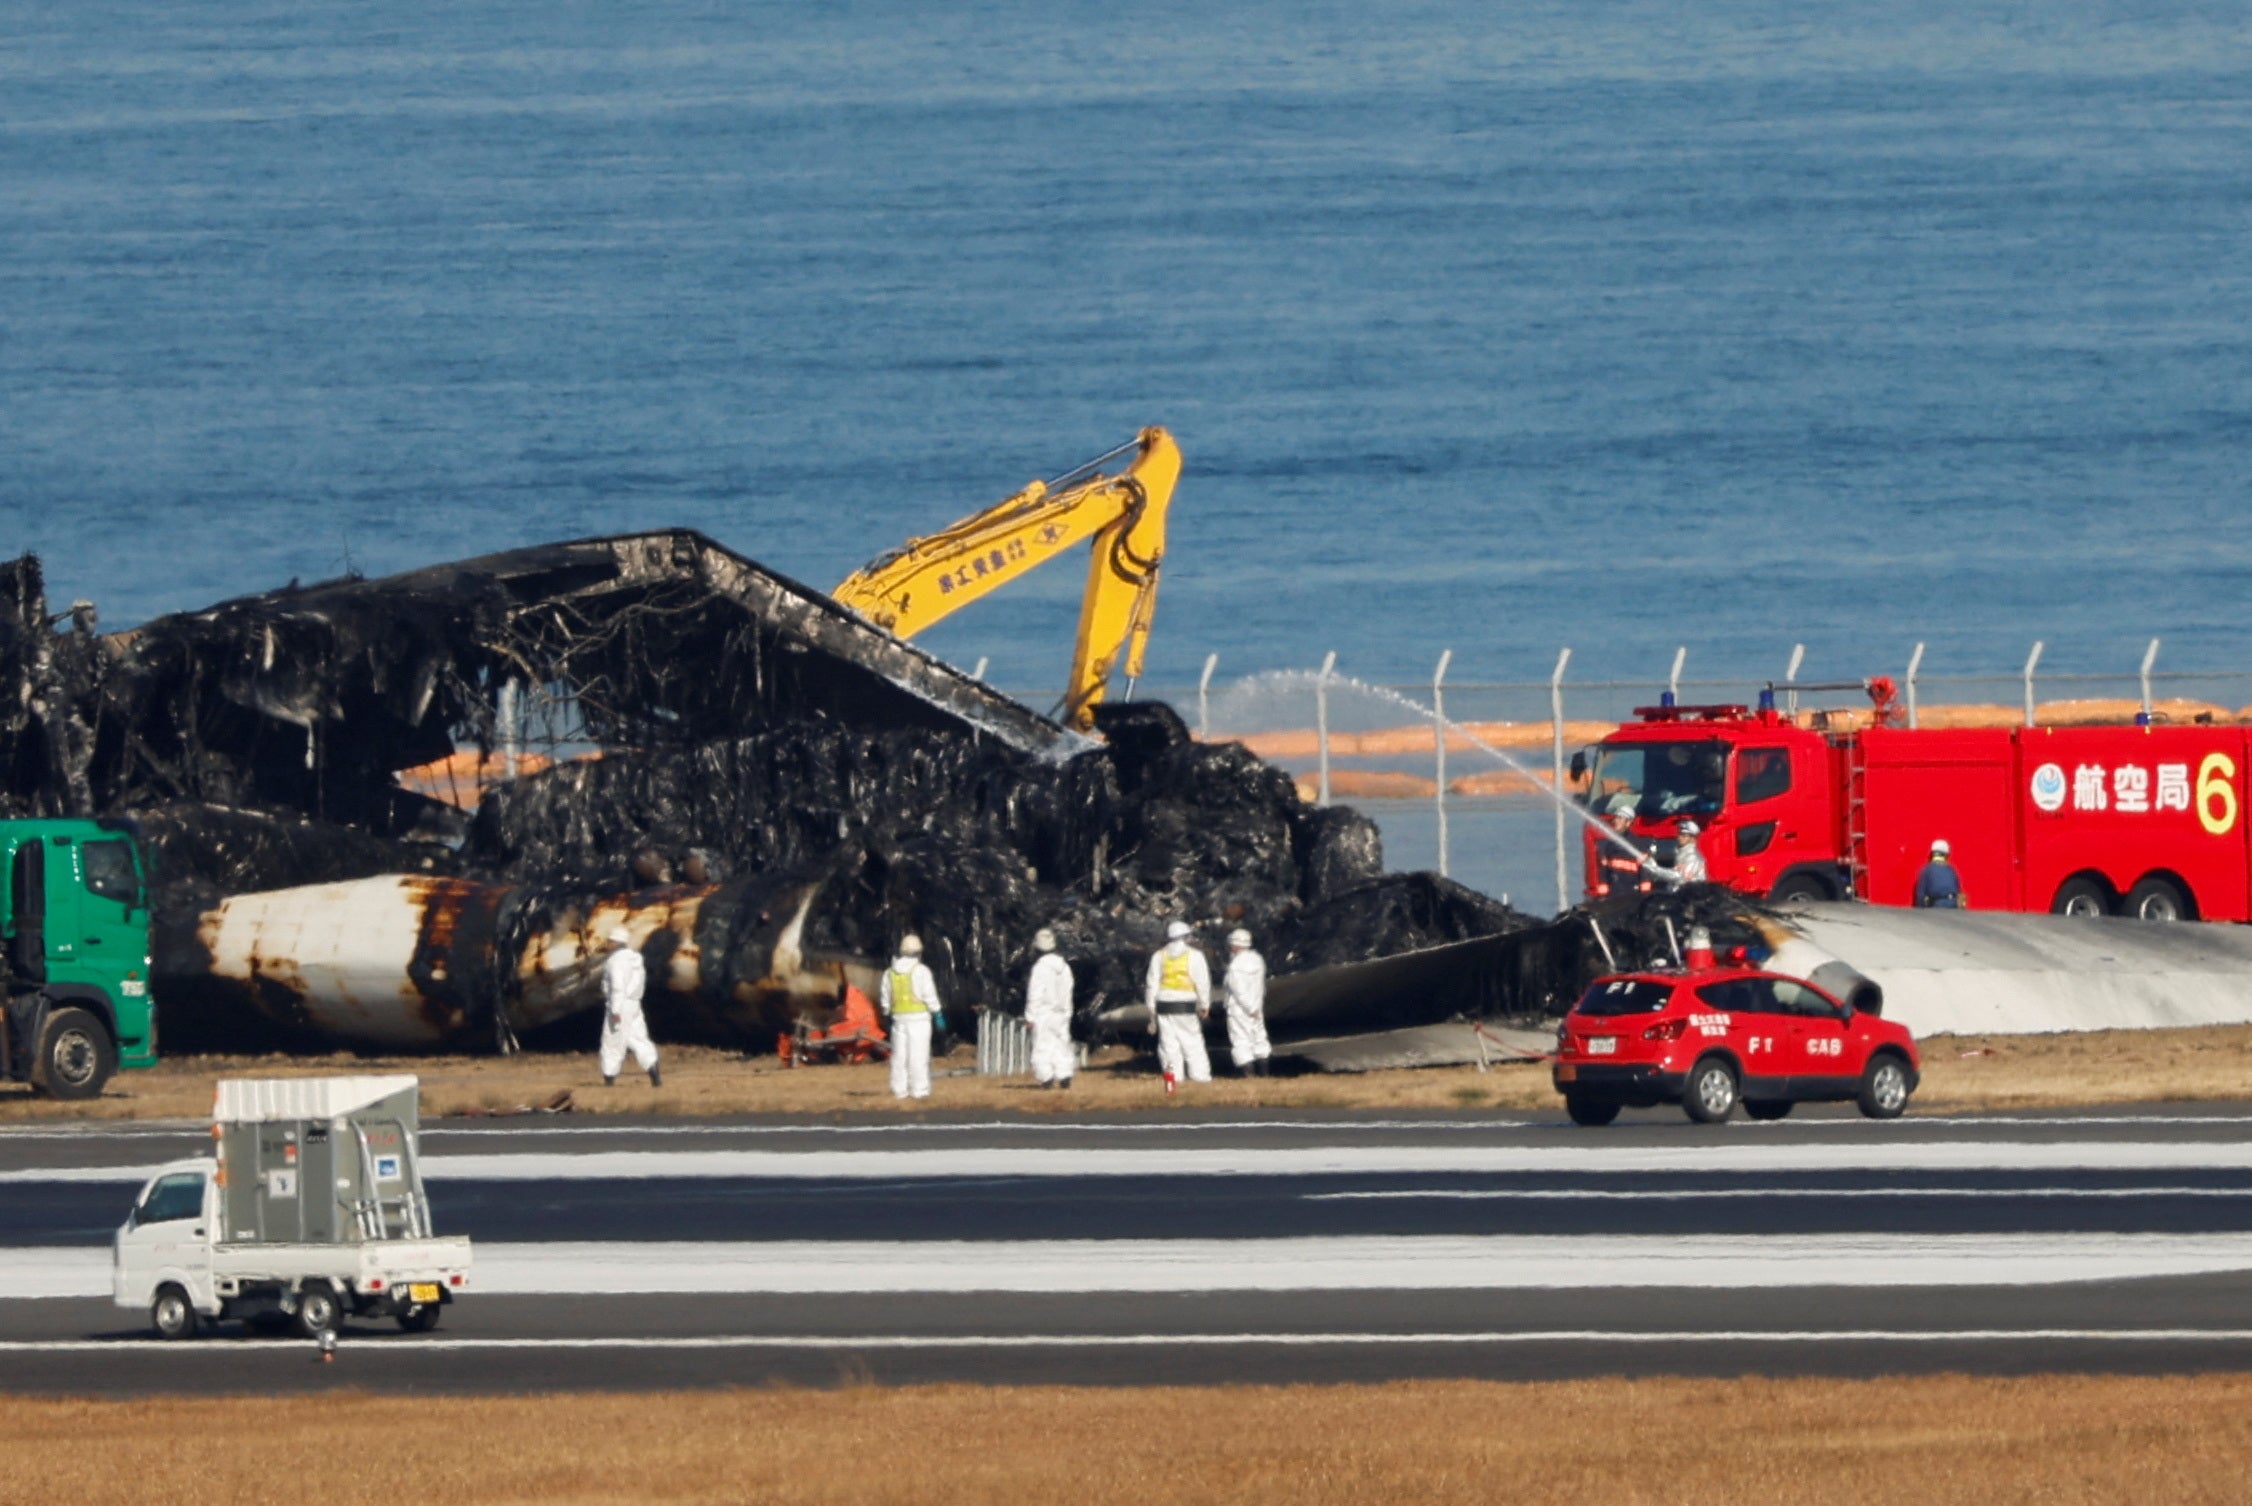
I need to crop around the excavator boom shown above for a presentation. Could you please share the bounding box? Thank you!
[832,427,1181,731]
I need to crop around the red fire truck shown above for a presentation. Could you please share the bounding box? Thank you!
[1577,679,2250,921]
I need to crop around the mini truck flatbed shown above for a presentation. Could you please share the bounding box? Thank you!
[112,1075,472,1339]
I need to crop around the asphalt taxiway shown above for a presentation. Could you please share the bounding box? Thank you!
[6,1105,2252,1391]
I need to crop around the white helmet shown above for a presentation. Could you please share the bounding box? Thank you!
[1033,928,1056,953]
[1931,838,1951,856]
[1228,928,1252,948]
[899,934,924,957]
[1679,820,1700,837]
[1165,920,1191,941]
[605,927,632,946]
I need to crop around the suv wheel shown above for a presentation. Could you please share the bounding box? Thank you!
[1683,1058,1738,1123]
[1857,1055,1912,1119]
[1564,1094,1621,1127]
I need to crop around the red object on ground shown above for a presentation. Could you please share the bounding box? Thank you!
[784,985,889,1066]
[1579,683,2252,921]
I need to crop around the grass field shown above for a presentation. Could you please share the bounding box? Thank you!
[4,1375,2249,1506]
[2,1022,2249,1121]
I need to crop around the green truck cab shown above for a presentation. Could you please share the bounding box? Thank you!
[2,819,156,1099]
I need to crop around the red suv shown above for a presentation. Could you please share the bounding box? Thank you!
[1553,966,1920,1125]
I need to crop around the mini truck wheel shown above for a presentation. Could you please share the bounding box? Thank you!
[1857,1054,1913,1119]
[294,1282,342,1339]
[151,1283,197,1342]
[33,1005,115,1101]
[1683,1057,1738,1123]
[395,1301,443,1333]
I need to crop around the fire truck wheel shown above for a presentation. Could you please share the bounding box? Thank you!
[2125,876,2192,923]
[295,1283,342,1339]
[1683,1058,1738,1123]
[33,1007,116,1101]
[1744,1099,1794,1121]
[396,1302,443,1333]
[2050,876,2112,918]
[1564,1094,1621,1127]
[1857,1054,1912,1119]
[151,1284,197,1341]
[1768,870,1834,904]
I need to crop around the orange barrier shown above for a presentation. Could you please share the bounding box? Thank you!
[394,747,565,809]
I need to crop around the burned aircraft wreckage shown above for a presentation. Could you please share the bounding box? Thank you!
[3,538,1690,1061]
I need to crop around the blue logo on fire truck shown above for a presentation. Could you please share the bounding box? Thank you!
[2030,762,2068,813]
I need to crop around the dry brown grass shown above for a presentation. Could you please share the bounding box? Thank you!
[1913,1022,2252,1111]
[3,1375,2250,1506]
[3,1023,2247,1123]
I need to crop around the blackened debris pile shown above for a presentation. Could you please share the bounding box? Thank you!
[473,700,1492,1042]
[3,539,1534,1052]
[5,532,1062,830]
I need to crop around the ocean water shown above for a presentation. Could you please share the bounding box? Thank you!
[5,0,2249,705]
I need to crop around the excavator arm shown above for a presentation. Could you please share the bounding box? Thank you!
[832,427,1181,731]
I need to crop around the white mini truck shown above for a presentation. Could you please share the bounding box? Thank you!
[113,1074,472,1340]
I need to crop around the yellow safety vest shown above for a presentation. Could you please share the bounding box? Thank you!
[888,966,926,1015]
[1159,951,1194,994]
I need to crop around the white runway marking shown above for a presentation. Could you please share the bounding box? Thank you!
[16,1137,2252,1185]
[14,1231,2252,1300]
[1310,1185,2252,1201]
[3,1328,2251,1355]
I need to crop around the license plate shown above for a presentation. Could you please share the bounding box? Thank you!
[407,1283,442,1304]
[1587,1037,1617,1055]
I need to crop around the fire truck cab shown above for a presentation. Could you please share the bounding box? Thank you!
[1580,692,1854,905]
[1579,683,2252,922]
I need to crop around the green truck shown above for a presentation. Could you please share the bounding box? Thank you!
[2,818,157,1098]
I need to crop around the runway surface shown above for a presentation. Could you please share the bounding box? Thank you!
[6,1104,2252,1391]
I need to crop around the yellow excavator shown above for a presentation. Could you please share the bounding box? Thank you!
[832,427,1182,732]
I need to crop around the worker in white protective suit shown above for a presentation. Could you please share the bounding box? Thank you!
[598,927,661,1088]
[1222,927,1271,1076]
[1025,927,1075,1090]
[1643,821,1708,889]
[881,934,945,1100]
[1144,920,1212,1091]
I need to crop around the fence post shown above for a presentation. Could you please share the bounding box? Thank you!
[1906,642,1925,729]
[1432,649,1452,879]
[1316,650,1337,806]
[1784,643,1805,718]
[2022,641,2044,727]
[2140,638,2161,722]
[1197,652,1219,739]
[498,680,521,782]
[1668,646,1687,704]
[1551,646,1573,915]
